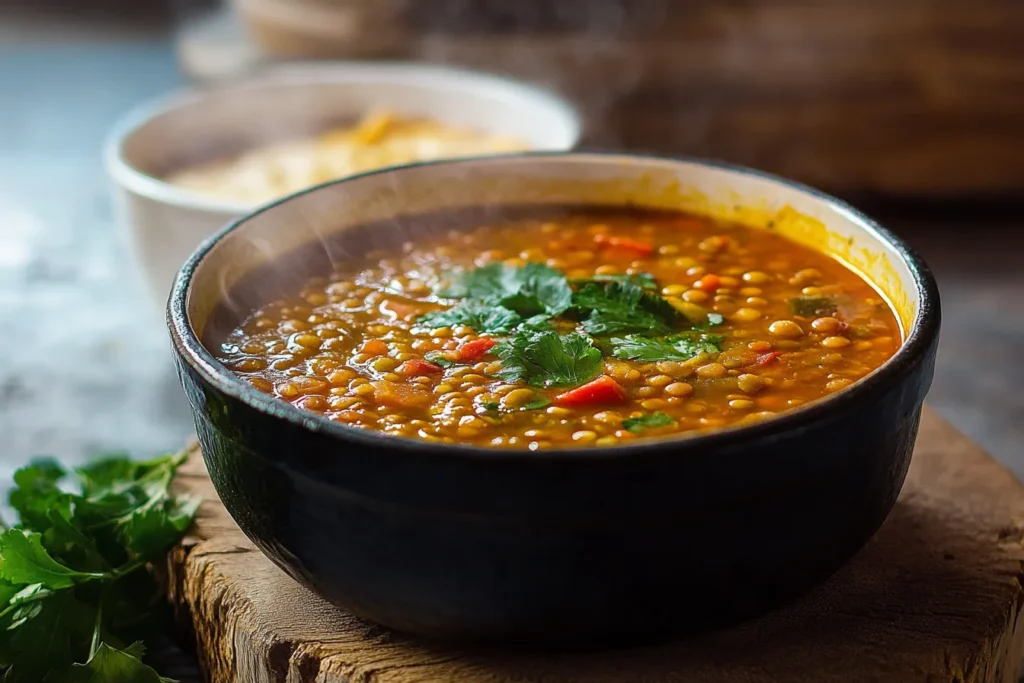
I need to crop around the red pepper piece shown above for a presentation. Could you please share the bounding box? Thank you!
[456,337,498,362]
[397,359,444,376]
[553,375,629,408]
[593,234,655,257]
[756,351,783,366]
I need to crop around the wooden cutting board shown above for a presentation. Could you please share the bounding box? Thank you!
[167,407,1024,682]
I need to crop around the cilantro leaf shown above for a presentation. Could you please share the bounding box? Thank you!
[496,331,603,388]
[0,529,107,589]
[437,262,572,318]
[569,272,658,291]
[0,577,24,606]
[571,282,684,336]
[623,412,676,434]
[74,454,149,497]
[7,582,52,609]
[610,332,724,362]
[521,396,552,411]
[479,395,550,413]
[499,262,573,317]
[43,509,108,573]
[118,495,200,559]
[71,453,182,522]
[437,262,509,299]
[0,450,197,682]
[789,295,837,317]
[1,591,96,683]
[47,642,173,683]
[423,351,455,368]
[418,302,522,334]
[9,459,68,531]
[520,315,554,331]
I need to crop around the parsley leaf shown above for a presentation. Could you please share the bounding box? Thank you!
[610,332,724,362]
[623,412,677,434]
[569,272,658,291]
[789,295,837,317]
[418,302,522,334]
[0,450,197,682]
[571,281,684,336]
[438,262,572,317]
[496,331,603,388]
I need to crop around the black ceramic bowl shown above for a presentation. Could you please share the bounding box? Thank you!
[168,153,940,645]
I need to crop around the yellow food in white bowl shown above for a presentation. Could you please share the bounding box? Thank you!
[166,111,529,206]
[105,62,580,307]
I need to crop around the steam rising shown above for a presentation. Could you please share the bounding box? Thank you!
[415,0,668,148]
[199,0,676,333]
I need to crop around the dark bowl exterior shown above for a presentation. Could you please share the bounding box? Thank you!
[168,153,940,644]
[172,332,936,645]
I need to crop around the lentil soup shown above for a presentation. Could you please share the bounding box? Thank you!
[215,209,902,449]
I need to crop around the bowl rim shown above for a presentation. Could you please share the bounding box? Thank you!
[103,60,583,216]
[168,151,941,463]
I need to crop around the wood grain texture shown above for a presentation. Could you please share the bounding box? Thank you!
[168,407,1024,682]
[231,0,1024,197]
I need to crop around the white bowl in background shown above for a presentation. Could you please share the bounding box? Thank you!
[104,61,581,305]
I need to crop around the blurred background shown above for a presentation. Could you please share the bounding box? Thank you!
[1,1,1022,499]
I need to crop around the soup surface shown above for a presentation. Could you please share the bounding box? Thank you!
[166,111,527,205]
[216,209,901,449]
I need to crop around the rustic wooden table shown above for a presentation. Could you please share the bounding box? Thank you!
[0,19,1022,683]
[169,411,1024,682]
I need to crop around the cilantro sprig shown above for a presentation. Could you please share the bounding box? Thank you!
[419,301,522,335]
[570,281,684,336]
[496,330,603,388]
[419,261,729,390]
[439,262,572,318]
[0,451,198,682]
[610,332,725,362]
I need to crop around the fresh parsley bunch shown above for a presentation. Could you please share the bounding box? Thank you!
[0,451,198,682]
